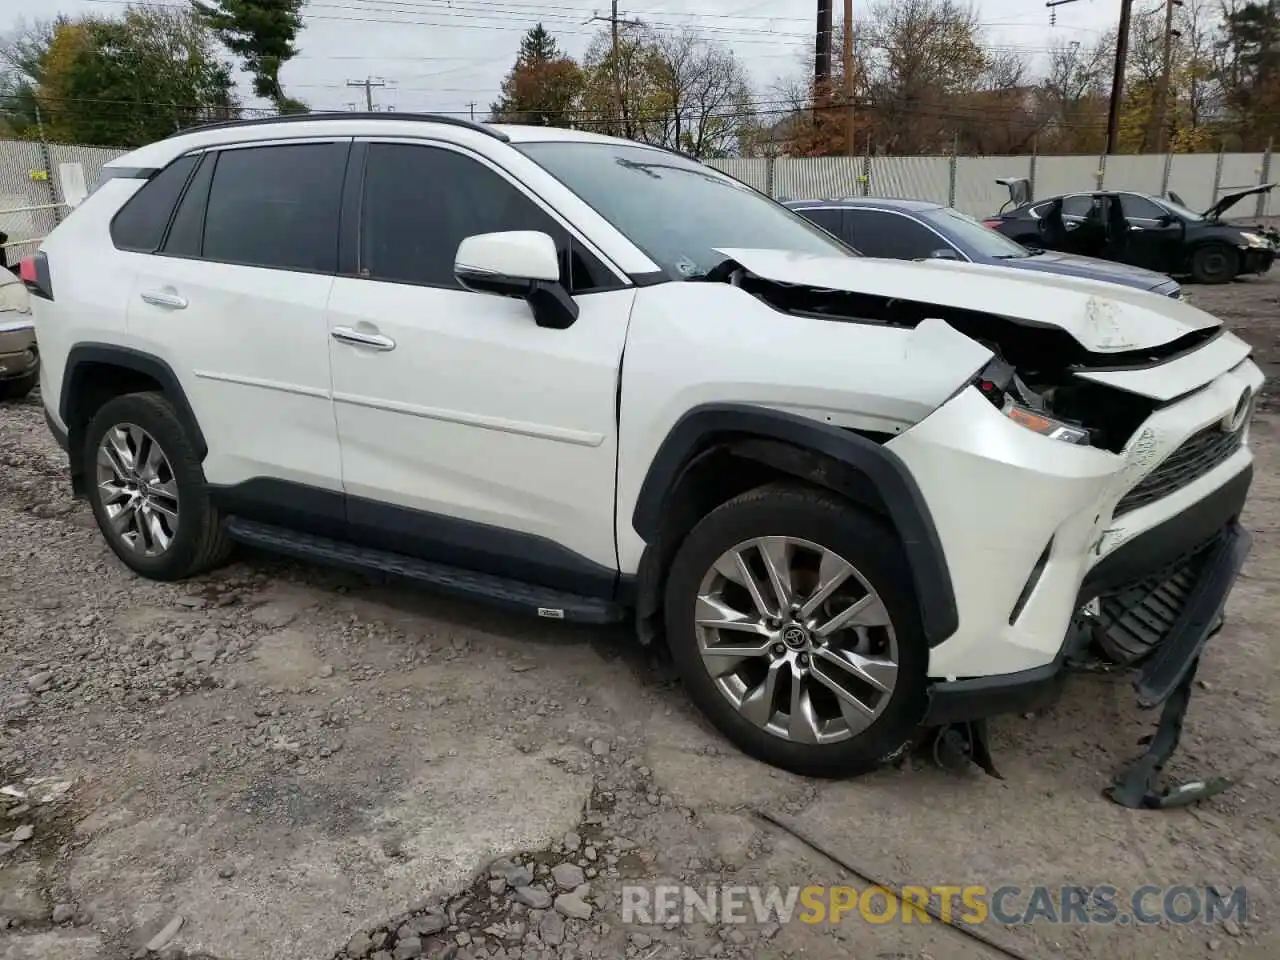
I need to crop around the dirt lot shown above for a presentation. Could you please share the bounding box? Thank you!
[2,277,1279,960]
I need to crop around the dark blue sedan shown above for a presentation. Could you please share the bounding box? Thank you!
[783,198,1185,300]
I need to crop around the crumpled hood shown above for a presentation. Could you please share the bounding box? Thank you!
[712,248,1218,353]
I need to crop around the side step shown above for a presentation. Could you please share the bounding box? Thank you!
[224,518,626,625]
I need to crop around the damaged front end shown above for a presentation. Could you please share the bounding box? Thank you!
[703,251,1259,809]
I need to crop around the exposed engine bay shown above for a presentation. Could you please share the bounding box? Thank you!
[708,259,1225,453]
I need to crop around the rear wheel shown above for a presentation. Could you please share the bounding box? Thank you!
[663,483,928,778]
[1189,244,1239,284]
[83,392,231,581]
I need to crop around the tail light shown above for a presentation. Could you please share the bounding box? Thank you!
[18,253,52,300]
[982,218,1003,229]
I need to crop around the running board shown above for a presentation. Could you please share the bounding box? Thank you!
[224,518,626,624]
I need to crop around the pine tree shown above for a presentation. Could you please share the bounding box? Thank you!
[490,24,583,127]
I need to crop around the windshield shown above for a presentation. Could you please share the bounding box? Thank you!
[516,141,855,279]
[920,206,1034,259]
[1157,197,1204,222]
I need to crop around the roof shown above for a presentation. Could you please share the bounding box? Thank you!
[783,197,946,212]
[105,113,662,170]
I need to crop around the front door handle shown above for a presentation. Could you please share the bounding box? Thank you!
[140,290,187,310]
[331,326,396,351]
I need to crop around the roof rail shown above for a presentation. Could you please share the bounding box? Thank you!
[175,111,510,142]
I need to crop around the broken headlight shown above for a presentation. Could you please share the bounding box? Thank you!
[971,357,1092,446]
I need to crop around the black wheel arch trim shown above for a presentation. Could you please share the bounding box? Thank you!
[632,403,959,646]
[60,343,207,459]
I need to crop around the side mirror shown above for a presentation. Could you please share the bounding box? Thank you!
[928,248,961,260]
[1156,213,1178,226]
[454,230,579,329]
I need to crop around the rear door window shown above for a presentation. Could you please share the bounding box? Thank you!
[845,210,940,259]
[109,155,199,253]
[200,141,350,273]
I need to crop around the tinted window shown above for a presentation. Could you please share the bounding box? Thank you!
[163,154,215,258]
[517,141,852,280]
[846,210,944,260]
[795,207,846,239]
[1060,195,1094,217]
[360,143,611,293]
[1120,194,1168,220]
[110,155,198,253]
[202,142,348,273]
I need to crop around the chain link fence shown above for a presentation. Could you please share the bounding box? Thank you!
[0,138,1274,265]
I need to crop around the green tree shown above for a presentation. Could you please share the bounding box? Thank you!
[489,24,583,126]
[0,18,66,138]
[15,7,238,147]
[191,0,307,113]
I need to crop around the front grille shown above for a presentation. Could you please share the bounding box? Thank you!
[1094,547,1208,665]
[1115,421,1244,516]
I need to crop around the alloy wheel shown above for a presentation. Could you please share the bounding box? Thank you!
[95,423,180,557]
[694,536,898,745]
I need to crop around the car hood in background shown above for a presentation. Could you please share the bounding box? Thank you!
[995,250,1174,292]
[712,247,1218,353]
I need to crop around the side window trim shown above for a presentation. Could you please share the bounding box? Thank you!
[158,152,216,257]
[849,207,966,260]
[353,136,632,290]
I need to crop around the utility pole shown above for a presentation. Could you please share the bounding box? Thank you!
[466,101,477,122]
[842,0,855,156]
[1152,0,1183,154]
[1106,0,1134,155]
[1047,0,1131,155]
[815,0,834,105]
[346,76,387,112]
[587,4,641,137]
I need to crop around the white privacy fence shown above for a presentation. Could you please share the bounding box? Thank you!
[0,139,1273,262]
[708,150,1276,219]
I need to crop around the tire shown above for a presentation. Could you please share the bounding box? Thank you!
[1189,244,1239,284]
[83,391,231,581]
[0,373,36,401]
[663,482,929,779]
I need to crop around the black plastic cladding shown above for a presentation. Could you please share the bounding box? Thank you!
[633,404,959,647]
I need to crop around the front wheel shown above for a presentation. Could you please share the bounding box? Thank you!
[663,483,929,778]
[1189,244,1239,284]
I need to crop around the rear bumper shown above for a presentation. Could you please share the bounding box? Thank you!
[0,318,38,380]
[924,469,1252,724]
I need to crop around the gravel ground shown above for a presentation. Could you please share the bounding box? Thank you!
[2,276,1279,960]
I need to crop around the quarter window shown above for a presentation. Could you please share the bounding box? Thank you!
[360,143,613,293]
[200,142,349,273]
[109,154,199,253]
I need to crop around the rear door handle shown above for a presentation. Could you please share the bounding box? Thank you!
[140,290,187,310]
[331,326,396,351]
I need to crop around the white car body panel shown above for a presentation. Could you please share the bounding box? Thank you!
[712,247,1220,352]
[126,256,342,492]
[613,282,994,573]
[326,277,634,571]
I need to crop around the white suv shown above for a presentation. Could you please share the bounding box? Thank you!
[26,114,1262,782]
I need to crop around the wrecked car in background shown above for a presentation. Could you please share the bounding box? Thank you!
[986,177,1277,284]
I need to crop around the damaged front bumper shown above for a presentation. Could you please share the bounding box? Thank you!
[921,468,1253,726]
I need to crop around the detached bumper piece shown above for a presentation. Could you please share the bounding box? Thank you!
[1105,522,1252,809]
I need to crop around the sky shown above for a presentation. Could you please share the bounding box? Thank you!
[0,0,1123,118]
